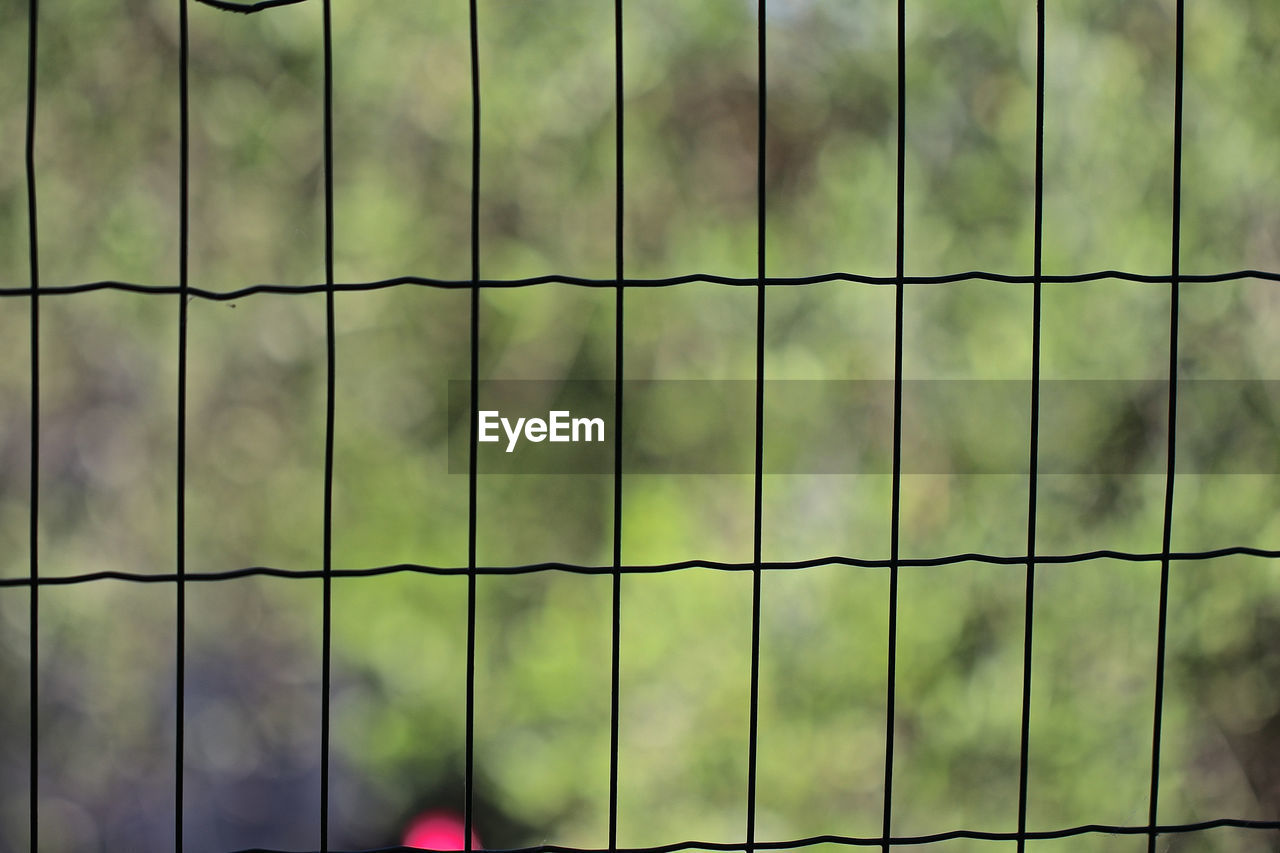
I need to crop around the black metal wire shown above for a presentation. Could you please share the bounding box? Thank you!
[320,0,337,847]
[175,0,191,847]
[1,546,1276,589]
[194,0,307,13]
[746,1,766,851]
[24,0,41,846]
[224,817,1280,853]
[1148,2,1186,850]
[465,0,481,847]
[609,0,625,850]
[1014,2,1047,850]
[880,0,906,847]
[3,269,1277,301]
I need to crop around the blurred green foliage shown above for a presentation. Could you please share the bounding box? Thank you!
[1,0,1279,851]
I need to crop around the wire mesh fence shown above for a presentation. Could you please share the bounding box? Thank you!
[3,0,1280,851]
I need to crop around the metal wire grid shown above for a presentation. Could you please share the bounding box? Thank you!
[12,0,1280,851]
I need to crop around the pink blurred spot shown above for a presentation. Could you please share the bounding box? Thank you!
[403,810,482,851]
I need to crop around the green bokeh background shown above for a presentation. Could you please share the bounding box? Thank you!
[0,0,1279,851]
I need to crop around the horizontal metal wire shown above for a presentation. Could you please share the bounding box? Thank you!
[194,0,308,13]
[0,269,1277,301]
[1,544,1274,589]
[228,817,1280,853]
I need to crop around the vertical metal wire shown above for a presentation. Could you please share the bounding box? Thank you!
[1015,2,1047,849]
[320,0,337,847]
[609,0,625,849]
[465,0,482,846]
[746,0,767,850]
[24,0,41,847]
[175,0,191,847]
[881,0,906,847]
[1148,1,1184,850]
